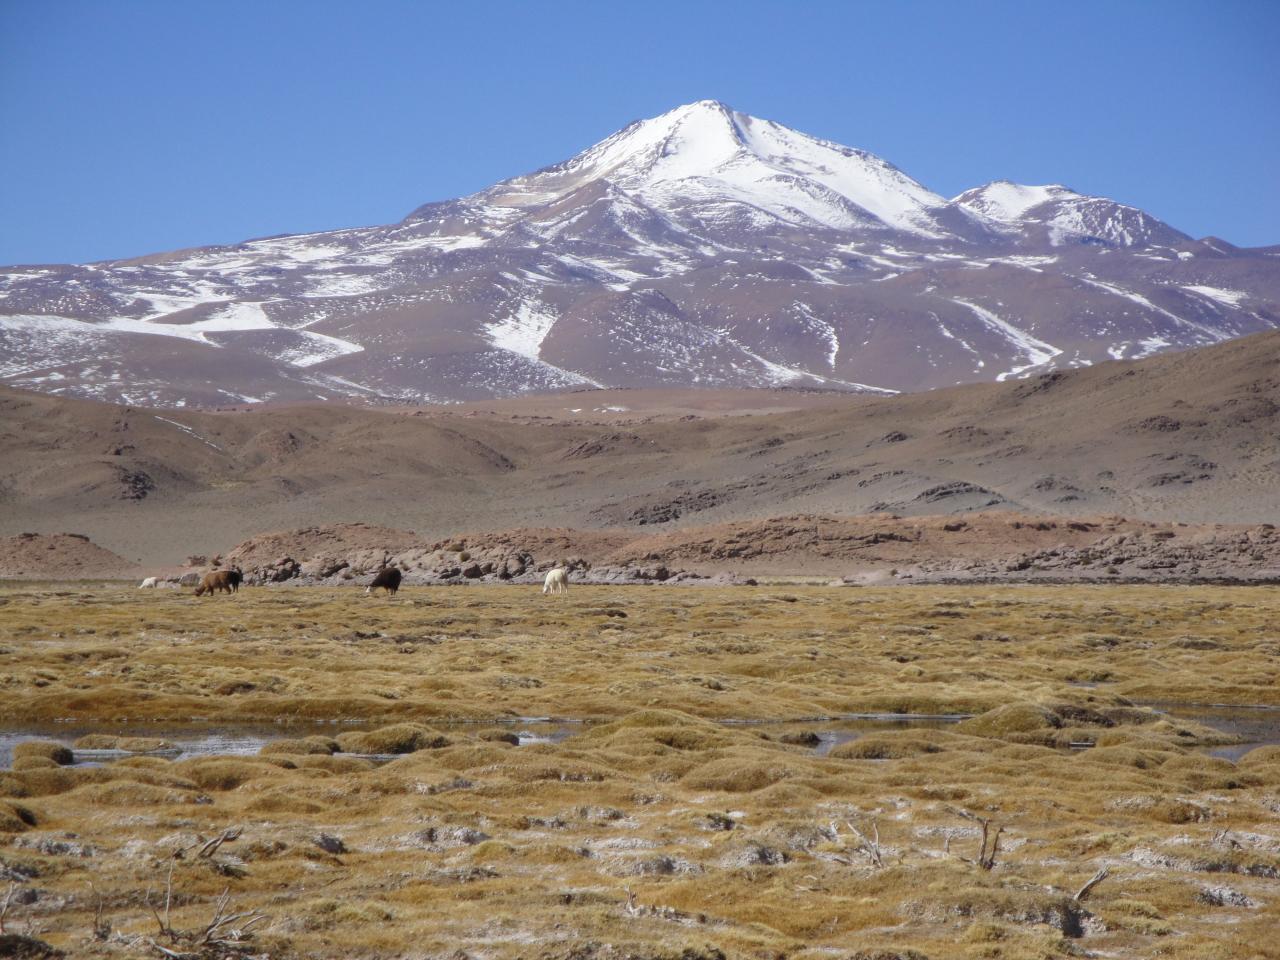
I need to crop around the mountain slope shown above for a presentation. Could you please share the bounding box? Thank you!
[2,100,1277,407]
[1,330,1276,565]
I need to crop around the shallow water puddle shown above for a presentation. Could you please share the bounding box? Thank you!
[0,718,579,769]
[0,715,957,768]
[3,707,1275,769]
[1160,704,1280,761]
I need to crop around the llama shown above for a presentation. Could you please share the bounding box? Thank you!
[366,566,403,596]
[542,566,569,595]
[194,569,241,597]
[138,576,158,589]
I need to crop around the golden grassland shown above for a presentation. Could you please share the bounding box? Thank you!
[0,583,1278,959]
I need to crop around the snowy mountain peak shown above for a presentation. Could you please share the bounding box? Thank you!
[482,100,955,237]
[953,180,1189,248]
[952,181,1081,222]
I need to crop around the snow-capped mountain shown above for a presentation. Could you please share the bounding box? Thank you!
[951,181,1190,248]
[1,99,1277,407]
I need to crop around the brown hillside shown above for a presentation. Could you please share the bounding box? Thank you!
[0,331,1275,566]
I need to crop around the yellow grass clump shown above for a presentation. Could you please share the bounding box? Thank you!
[334,723,451,754]
[11,740,73,765]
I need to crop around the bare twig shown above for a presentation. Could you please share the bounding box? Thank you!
[984,825,1004,870]
[146,859,175,939]
[1074,866,1111,901]
[0,881,14,935]
[201,886,267,944]
[840,818,885,868]
[142,862,267,954]
[198,826,243,859]
[950,807,1003,870]
[87,881,110,941]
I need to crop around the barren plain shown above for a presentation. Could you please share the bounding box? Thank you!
[1,582,1278,959]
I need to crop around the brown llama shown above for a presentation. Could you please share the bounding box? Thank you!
[194,569,242,597]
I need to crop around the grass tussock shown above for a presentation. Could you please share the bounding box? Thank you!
[259,736,337,756]
[333,723,450,754]
[0,799,37,832]
[11,741,73,766]
[173,757,292,790]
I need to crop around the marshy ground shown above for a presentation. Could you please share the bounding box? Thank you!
[0,584,1277,959]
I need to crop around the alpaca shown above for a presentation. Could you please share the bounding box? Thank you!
[138,576,158,589]
[542,566,569,595]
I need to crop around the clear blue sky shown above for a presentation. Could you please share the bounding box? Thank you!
[2,0,1277,265]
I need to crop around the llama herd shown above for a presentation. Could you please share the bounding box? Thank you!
[140,564,570,597]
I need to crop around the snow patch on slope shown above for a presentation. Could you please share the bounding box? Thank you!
[1181,285,1249,308]
[950,299,1062,380]
[1076,277,1230,341]
[486,300,559,360]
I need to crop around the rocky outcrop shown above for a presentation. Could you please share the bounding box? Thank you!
[193,514,1280,589]
[917,523,1280,583]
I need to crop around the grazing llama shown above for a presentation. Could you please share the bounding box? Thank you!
[138,576,158,589]
[194,569,241,596]
[367,566,403,596]
[542,566,569,595]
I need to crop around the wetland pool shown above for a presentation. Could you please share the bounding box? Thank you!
[3,706,1274,768]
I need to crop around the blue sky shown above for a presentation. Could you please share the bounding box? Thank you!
[2,0,1277,265]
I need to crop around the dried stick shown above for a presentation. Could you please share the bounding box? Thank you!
[198,826,243,859]
[983,824,1004,870]
[87,881,109,941]
[0,881,14,935]
[201,887,267,944]
[841,818,884,867]
[950,807,1004,870]
[1074,866,1111,901]
[146,859,175,938]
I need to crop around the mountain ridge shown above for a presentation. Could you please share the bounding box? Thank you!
[1,100,1277,407]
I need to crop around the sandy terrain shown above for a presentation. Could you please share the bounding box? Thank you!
[0,532,137,580]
